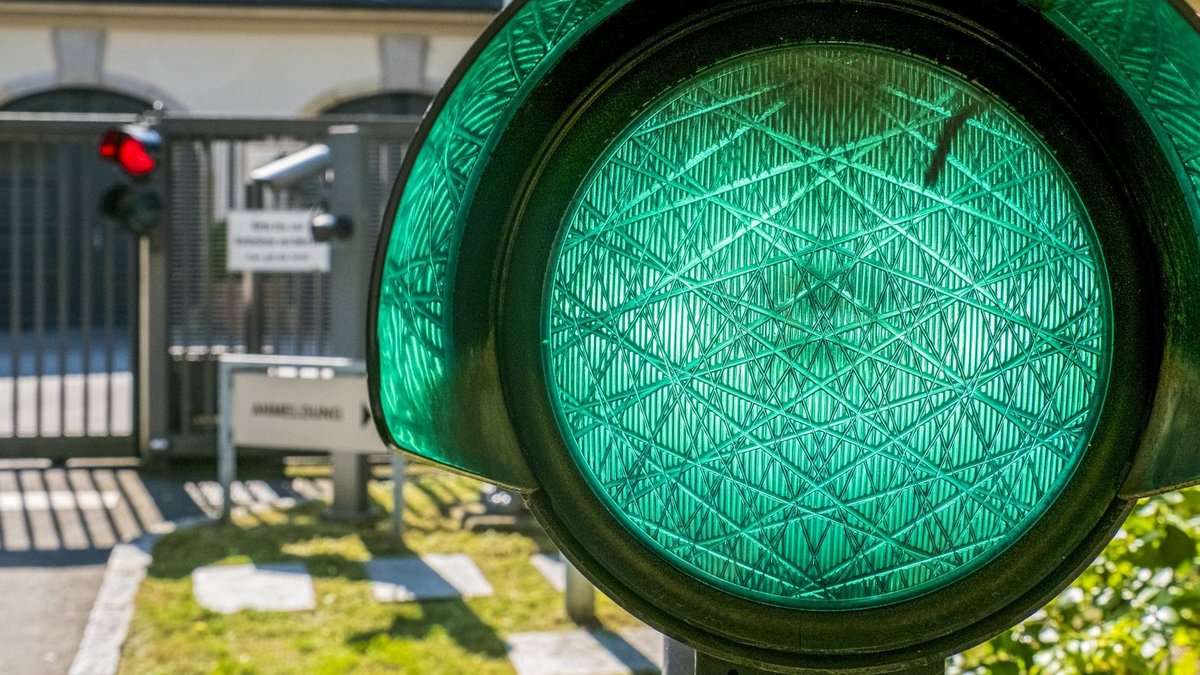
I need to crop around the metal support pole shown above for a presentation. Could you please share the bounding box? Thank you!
[565,559,597,626]
[663,638,946,675]
[138,176,169,457]
[390,454,407,540]
[217,359,234,522]
[325,125,373,520]
[327,453,372,521]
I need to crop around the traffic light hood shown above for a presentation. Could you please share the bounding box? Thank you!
[370,0,1200,494]
[368,0,1200,668]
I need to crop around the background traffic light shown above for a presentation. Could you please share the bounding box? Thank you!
[369,0,1200,671]
[98,123,164,236]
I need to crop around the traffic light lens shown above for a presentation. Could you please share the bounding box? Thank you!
[545,46,1113,608]
[98,131,121,160]
[116,137,156,176]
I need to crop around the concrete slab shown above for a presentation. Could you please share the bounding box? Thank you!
[531,552,566,592]
[366,554,493,603]
[192,563,315,614]
[508,627,663,675]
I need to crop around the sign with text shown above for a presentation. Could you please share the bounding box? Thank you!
[231,371,381,453]
[227,210,331,273]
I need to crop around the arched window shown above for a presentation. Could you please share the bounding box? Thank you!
[321,91,432,117]
[0,87,152,114]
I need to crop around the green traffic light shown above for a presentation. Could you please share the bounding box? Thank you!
[544,45,1112,608]
[369,0,1200,661]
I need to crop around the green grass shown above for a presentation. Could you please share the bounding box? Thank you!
[119,466,642,675]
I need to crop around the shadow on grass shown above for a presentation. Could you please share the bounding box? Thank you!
[346,600,510,658]
[146,501,409,580]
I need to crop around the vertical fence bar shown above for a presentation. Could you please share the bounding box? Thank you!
[8,143,21,436]
[200,139,221,430]
[32,143,46,438]
[79,154,92,436]
[292,272,302,355]
[57,144,70,437]
[103,169,117,436]
[127,180,140,440]
[222,149,236,353]
[178,141,201,435]
[316,273,327,356]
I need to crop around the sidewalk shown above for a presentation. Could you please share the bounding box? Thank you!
[0,458,310,675]
[0,460,166,675]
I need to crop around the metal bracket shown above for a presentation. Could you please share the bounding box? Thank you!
[662,638,946,675]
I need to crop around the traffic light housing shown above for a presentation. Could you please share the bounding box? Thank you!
[98,124,164,236]
[368,0,1200,670]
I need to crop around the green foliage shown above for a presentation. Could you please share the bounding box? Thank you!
[956,489,1200,674]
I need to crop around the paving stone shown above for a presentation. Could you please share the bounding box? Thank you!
[367,554,493,602]
[530,553,567,592]
[508,627,663,675]
[192,563,315,614]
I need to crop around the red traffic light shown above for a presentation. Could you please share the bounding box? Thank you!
[99,125,162,177]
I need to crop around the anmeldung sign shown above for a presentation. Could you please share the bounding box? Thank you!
[226,210,331,273]
[231,371,381,453]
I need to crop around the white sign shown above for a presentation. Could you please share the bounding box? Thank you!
[231,371,382,453]
[226,210,331,273]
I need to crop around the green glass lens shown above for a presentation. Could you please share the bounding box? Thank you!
[545,46,1113,608]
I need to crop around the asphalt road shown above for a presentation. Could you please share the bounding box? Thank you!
[0,553,108,675]
[0,461,311,675]
[0,464,168,675]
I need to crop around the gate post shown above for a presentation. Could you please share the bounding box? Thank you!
[325,125,376,520]
[326,125,371,360]
[138,169,169,457]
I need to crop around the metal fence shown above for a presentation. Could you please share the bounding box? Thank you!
[0,116,140,457]
[0,113,418,459]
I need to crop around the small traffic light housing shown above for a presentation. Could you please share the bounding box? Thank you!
[369,0,1200,672]
[99,123,164,235]
[99,124,162,178]
[100,185,163,237]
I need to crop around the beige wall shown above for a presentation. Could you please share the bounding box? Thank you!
[0,26,56,101]
[105,30,380,115]
[426,35,478,90]
[0,4,491,114]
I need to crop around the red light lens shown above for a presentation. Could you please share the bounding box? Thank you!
[116,137,156,176]
[98,131,121,159]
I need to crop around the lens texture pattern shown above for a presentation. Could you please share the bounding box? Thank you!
[546,47,1112,607]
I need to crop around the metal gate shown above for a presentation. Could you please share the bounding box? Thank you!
[0,114,417,459]
[0,116,141,458]
[158,118,416,455]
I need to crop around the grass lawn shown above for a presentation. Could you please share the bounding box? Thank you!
[119,465,643,675]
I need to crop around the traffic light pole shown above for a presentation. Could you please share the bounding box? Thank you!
[662,638,945,675]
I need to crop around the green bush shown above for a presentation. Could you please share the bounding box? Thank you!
[955,489,1200,674]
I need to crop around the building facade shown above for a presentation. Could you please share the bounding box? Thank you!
[0,0,500,115]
